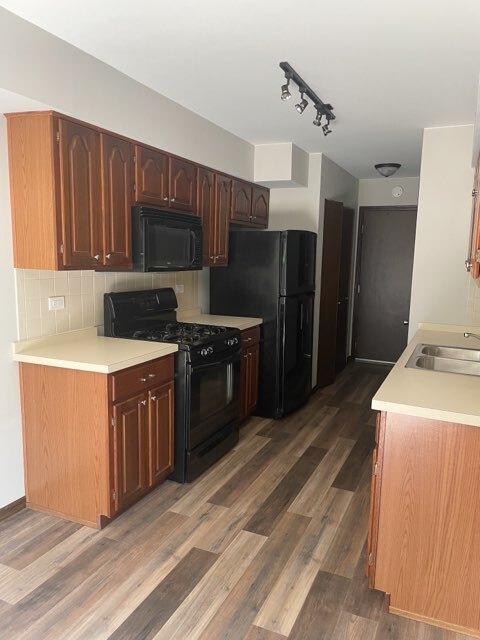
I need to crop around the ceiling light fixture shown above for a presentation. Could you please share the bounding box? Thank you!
[295,91,308,114]
[280,74,292,100]
[374,163,401,177]
[279,61,335,132]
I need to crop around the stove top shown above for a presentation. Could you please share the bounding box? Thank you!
[131,322,229,347]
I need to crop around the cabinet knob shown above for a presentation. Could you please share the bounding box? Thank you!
[249,215,253,221]
[140,377,147,383]
[148,373,156,378]
[171,197,176,203]
[94,254,100,261]
[151,395,157,402]
[163,196,169,201]
[139,399,147,406]
[106,253,111,260]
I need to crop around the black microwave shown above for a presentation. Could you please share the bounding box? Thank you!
[132,206,203,272]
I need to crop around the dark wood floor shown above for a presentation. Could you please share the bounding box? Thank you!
[0,363,475,639]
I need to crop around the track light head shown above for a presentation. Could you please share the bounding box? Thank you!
[313,110,323,127]
[281,82,291,100]
[295,92,308,114]
[322,119,332,136]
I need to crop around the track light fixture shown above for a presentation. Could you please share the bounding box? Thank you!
[295,91,308,114]
[281,74,292,100]
[279,61,335,133]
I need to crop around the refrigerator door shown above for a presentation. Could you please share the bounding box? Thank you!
[279,292,314,416]
[280,231,317,296]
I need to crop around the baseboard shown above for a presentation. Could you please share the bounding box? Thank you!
[389,606,480,638]
[0,496,26,523]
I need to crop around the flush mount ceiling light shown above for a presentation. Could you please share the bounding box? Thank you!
[374,163,401,177]
[279,61,335,135]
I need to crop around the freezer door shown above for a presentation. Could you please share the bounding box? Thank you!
[280,231,317,296]
[279,293,314,416]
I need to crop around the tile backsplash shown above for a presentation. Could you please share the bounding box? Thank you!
[15,269,199,340]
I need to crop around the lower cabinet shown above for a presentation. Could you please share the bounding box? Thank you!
[240,326,260,421]
[19,355,174,528]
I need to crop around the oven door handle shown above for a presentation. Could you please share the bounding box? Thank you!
[190,353,240,372]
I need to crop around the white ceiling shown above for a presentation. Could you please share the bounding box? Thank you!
[1,0,479,178]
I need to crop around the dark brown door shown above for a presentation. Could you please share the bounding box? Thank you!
[335,207,354,374]
[198,168,216,266]
[57,118,102,269]
[240,349,249,421]
[231,180,252,223]
[246,344,259,414]
[251,185,269,228]
[134,144,169,207]
[215,174,231,266]
[169,157,198,214]
[354,206,417,363]
[113,394,148,512]
[317,200,344,387]
[148,382,174,486]
[100,133,133,269]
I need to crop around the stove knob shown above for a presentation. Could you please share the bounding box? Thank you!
[208,346,214,355]
[200,348,208,357]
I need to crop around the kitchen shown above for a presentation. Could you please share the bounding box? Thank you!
[0,2,480,639]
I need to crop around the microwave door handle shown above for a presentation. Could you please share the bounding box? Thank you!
[190,230,196,266]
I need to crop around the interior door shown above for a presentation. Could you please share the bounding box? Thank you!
[58,118,102,269]
[317,200,344,387]
[281,293,313,415]
[354,207,417,363]
[280,230,316,295]
[100,133,133,269]
[335,207,355,374]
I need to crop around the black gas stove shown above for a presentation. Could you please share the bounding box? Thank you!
[104,288,241,483]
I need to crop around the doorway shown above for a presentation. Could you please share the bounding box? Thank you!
[317,200,355,387]
[353,206,417,364]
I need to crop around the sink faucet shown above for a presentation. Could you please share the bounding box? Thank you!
[464,332,480,342]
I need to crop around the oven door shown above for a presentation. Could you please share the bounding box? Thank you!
[142,216,202,271]
[188,353,241,451]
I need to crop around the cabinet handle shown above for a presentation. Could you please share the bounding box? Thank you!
[151,395,157,402]
[139,399,147,406]
[171,197,176,202]
[106,253,111,260]
[163,196,169,201]
[139,377,147,383]
[148,373,156,378]
[93,254,100,261]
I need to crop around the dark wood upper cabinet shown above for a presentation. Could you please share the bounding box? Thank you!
[215,174,232,266]
[231,180,252,223]
[251,185,269,228]
[58,118,102,269]
[100,133,133,269]
[134,144,169,207]
[169,157,198,214]
[113,394,149,513]
[148,382,174,487]
[198,168,216,266]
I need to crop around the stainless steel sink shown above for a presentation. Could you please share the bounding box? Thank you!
[420,344,480,361]
[406,344,480,377]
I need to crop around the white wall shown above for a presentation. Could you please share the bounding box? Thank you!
[0,9,256,508]
[358,177,420,207]
[409,125,474,335]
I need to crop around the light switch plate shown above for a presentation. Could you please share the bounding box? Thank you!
[174,284,184,294]
[48,296,65,311]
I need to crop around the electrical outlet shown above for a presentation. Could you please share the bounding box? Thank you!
[174,284,184,294]
[48,296,65,311]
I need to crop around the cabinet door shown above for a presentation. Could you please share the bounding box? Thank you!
[113,394,149,513]
[251,185,269,228]
[169,157,198,214]
[198,168,216,266]
[240,349,249,421]
[57,118,102,268]
[231,180,252,223]
[134,144,169,207]
[246,343,259,414]
[148,382,174,486]
[367,412,385,587]
[100,134,133,269]
[470,159,480,279]
[215,174,232,266]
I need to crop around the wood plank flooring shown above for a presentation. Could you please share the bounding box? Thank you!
[0,362,476,639]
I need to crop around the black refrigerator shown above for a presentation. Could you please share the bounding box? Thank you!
[210,229,316,419]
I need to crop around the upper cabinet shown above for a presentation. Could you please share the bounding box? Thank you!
[6,110,268,270]
[469,157,480,279]
[231,180,252,224]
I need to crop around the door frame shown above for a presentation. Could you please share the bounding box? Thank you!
[352,205,418,361]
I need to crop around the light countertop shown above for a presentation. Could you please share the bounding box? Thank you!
[12,328,178,374]
[372,323,480,427]
[177,310,263,331]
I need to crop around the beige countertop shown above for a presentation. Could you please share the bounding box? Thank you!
[12,327,178,374]
[177,310,263,331]
[372,323,480,427]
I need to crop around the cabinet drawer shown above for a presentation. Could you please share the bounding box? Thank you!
[241,326,260,348]
[111,355,174,403]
